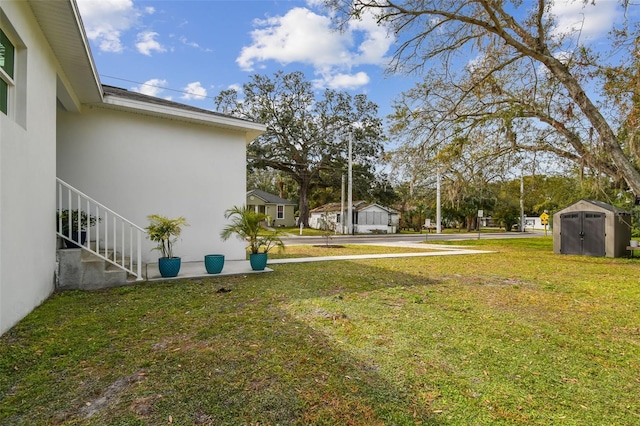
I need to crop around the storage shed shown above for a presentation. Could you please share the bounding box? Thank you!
[553,200,632,258]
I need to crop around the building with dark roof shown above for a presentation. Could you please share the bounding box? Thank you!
[247,189,297,227]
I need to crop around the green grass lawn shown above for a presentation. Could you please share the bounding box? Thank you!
[1,238,639,425]
[270,244,439,259]
[273,226,511,236]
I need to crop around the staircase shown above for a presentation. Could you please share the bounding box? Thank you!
[56,178,146,290]
[56,247,137,290]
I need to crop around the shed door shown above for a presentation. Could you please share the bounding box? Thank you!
[560,211,605,256]
[583,212,605,256]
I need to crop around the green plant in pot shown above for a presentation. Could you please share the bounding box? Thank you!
[146,214,189,278]
[56,209,100,248]
[220,205,284,271]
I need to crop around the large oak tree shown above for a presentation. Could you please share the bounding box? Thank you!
[328,0,640,198]
[215,71,385,226]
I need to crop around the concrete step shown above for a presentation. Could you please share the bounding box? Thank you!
[105,259,147,282]
[80,257,127,290]
[86,240,146,281]
[57,248,133,290]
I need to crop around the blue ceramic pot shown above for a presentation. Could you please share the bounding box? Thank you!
[158,257,181,277]
[204,254,225,274]
[249,253,268,271]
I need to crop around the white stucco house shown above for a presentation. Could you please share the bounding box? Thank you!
[0,0,265,335]
[309,201,399,234]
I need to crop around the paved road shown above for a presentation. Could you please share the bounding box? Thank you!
[282,231,546,246]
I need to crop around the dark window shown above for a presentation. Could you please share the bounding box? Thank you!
[0,28,15,115]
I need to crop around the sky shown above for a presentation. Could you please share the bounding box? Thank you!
[75,0,631,121]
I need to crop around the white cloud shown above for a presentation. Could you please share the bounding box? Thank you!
[314,71,370,90]
[236,6,393,90]
[237,8,345,71]
[178,35,200,48]
[182,82,207,100]
[131,78,169,98]
[227,83,243,93]
[77,0,153,53]
[305,0,326,7]
[136,31,166,56]
[550,0,621,40]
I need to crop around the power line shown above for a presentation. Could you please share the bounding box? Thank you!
[99,74,219,101]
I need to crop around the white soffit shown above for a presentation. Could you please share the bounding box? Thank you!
[28,0,103,104]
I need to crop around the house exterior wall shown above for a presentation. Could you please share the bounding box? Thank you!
[0,2,59,334]
[265,204,296,227]
[310,206,399,233]
[57,105,248,263]
[523,216,545,230]
[310,211,341,231]
[355,206,398,234]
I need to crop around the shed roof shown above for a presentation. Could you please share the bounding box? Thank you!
[247,189,296,205]
[559,199,631,215]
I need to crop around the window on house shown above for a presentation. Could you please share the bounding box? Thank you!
[277,205,284,219]
[0,28,15,115]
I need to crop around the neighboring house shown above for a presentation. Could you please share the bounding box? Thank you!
[310,201,399,234]
[0,0,265,335]
[246,189,297,227]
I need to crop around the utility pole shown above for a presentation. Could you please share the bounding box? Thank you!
[520,173,525,232]
[347,131,353,235]
[341,174,345,234]
[436,170,442,234]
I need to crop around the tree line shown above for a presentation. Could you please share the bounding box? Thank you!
[215,1,640,230]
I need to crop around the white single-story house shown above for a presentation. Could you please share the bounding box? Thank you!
[0,0,265,335]
[246,189,297,227]
[310,201,399,234]
[479,216,547,230]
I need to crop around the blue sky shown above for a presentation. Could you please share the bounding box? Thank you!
[75,0,629,120]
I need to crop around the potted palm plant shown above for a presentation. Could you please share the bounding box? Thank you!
[56,209,100,248]
[220,205,284,271]
[146,214,189,278]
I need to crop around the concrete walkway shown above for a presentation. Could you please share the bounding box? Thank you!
[146,242,494,282]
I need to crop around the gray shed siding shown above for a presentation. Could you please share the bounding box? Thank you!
[553,200,631,258]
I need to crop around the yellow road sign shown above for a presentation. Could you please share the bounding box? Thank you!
[540,212,549,230]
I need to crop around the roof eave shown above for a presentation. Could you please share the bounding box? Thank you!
[28,0,103,105]
[98,95,266,142]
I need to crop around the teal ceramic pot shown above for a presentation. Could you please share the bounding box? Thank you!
[204,254,225,274]
[158,257,181,277]
[249,253,268,271]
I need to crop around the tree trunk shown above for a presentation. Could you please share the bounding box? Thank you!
[298,178,311,228]
[466,215,475,232]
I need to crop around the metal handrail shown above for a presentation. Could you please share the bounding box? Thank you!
[56,178,146,280]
